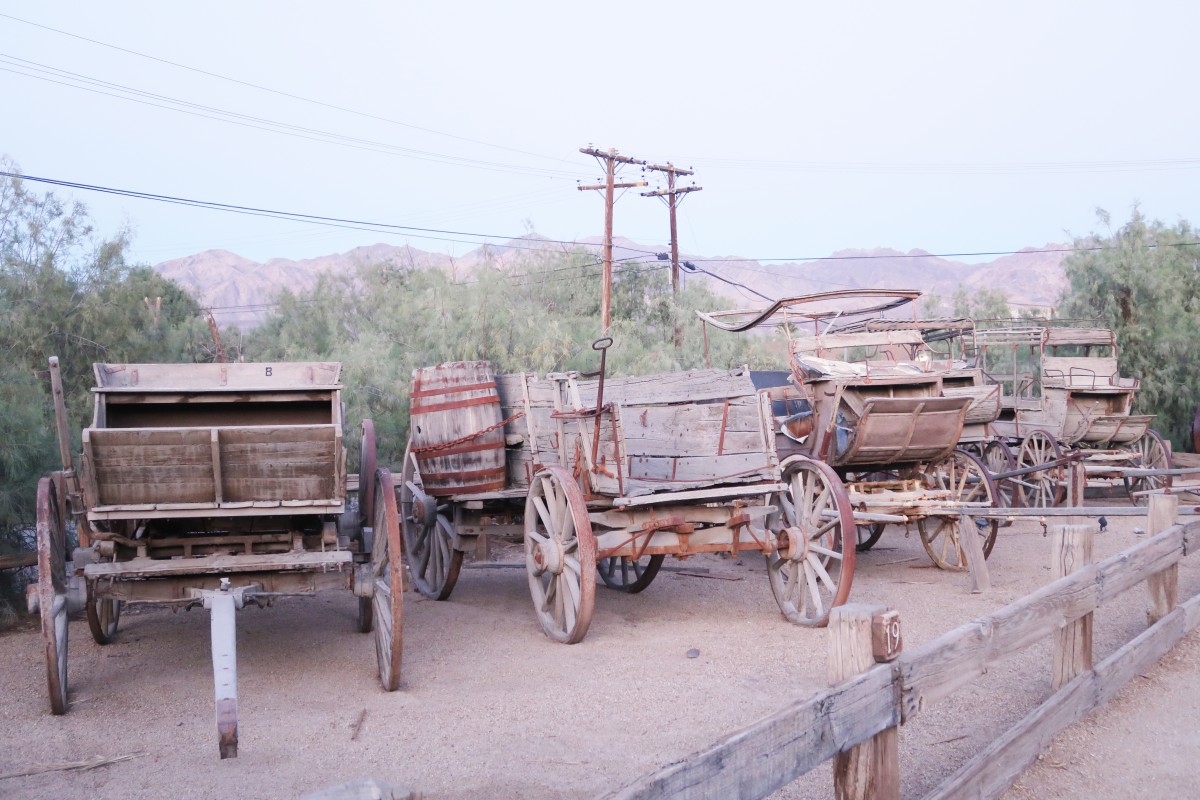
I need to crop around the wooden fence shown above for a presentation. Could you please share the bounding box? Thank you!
[603,494,1200,800]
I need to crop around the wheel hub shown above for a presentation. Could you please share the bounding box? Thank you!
[531,537,565,576]
[776,526,806,562]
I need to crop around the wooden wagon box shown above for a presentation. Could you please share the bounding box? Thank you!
[81,362,346,521]
[494,367,779,498]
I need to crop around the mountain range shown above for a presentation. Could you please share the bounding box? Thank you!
[154,236,1069,328]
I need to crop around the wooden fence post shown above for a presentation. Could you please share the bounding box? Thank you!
[1051,524,1094,691]
[1146,493,1180,625]
[829,604,900,800]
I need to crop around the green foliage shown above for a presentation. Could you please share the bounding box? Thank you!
[0,164,208,584]
[950,286,1012,321]
[245,249,780,466]
[1059,209,1200,449]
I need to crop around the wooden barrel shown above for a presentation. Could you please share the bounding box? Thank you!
[409,361,506,496]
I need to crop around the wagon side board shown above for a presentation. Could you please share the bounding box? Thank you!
[83,424,345,519]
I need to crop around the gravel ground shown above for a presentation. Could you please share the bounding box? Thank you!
[2,511,1197,800]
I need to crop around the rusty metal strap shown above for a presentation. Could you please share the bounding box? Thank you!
[411,394,500,415]
[409,381,496,399]
[411,411,526,455]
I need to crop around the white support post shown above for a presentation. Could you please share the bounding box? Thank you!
[204,580,241,759]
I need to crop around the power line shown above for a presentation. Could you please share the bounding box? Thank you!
[0,55,588,180]
[688,243,1200,264]
[12,170,1199,305]
[3,170,660,256]
[0,12,581,169]
[679,155,1200,176]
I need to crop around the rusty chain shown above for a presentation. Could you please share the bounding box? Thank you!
[410,411,526,455]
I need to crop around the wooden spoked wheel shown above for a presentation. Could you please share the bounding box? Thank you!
[370,468,404,691]
[766,457,855,628]
[357,419,378,531]
[597,554,665,593]
[1017,431,1066,508]
[916,450,1000,571]
[400,446,463,601]
[524,466,597,644]
[1126,429,1172,506]
[36,476,69,715]
[855,524,885,552]
[981,440,1018,509]
[86,587,122,645]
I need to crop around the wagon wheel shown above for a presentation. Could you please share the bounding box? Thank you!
[982,440,1019,512]
[597,554,665,593]
[86,584,122,645]
[400,446,463,601]
[766,457,855,628]
[357,419,378,531]
[1016,431,1066,508]
[36,476,70,715]
[916,450,999,571]
[370,468,404,691]
[525,466,597,643]
[855,524,885,552]
[1126,429,1172,507]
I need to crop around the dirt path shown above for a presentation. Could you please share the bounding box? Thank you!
[2,514,1197,799]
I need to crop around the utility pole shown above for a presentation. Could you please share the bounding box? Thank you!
[578,146,647,332]
[643,162,702,348]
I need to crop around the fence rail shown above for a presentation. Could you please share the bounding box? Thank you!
[604,495,1200,800]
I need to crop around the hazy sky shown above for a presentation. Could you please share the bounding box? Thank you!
[3,2,1197,268]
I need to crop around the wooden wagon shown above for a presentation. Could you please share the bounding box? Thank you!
[28,358,404,758]
[971,323,1171,506]
[697,290,1002,572]
[393,347,855,644]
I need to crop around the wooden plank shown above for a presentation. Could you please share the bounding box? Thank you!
[922,672,1098,800]
[90,427,215,505]
[93,361,341,390]
[1051,524,1094,691]
[899,566,1099,720]
[829,605,900,800]
[574,367,758,407]
[926,593,1200,800]
[601,663,899,800]
[1095,526,1183,603]
[83,549,352,578]
[88,502,343,521]
[613,483,785,508]
[626,453,777,483]
[1183,518,1200,555]
[1095,595,1200,707]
